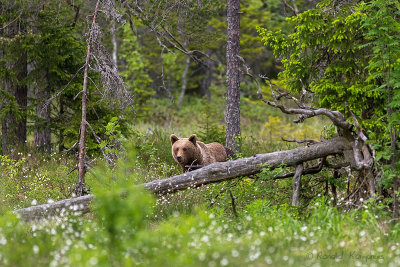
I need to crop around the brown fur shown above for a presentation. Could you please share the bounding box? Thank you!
[170,134,227,172]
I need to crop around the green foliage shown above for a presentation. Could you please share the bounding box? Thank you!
[69,177,155,265]
[98,117,123,162]
[258,1,384,132]
[361,0,400,187]
[119,24,154,118]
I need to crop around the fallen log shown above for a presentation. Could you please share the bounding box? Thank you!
[15,195,94,222]
[14,137,352,221]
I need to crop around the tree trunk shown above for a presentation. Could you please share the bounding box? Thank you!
[225,0,241,153]
[34,85,51,153]
[15,137,352,221]
[76,0,101,196]
[200,58,214,99]
[2,114,16,155]
[391,126,399,220]
[58,95,66,152]
[178,54,190,109]
[111,5,118,67]
[14,51,28,147]
[1,21,28,155]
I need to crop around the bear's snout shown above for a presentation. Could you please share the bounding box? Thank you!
[176,156,183,162]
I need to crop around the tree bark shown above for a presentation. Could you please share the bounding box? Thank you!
[111,6,118,67]
[34,85,51,153]
[76,0,101,196]
[200,58,214,99]
[225,0,241,153]
[14,51,28,146]
[1,17,28,155]
[58,95,66,152]
[178,54,190,109]
[15,137,352,221]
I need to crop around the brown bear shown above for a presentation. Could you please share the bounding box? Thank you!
[170,134,227,172]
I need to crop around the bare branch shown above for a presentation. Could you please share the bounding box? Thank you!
[84,120,102,144]
[229,189,238,217]
[281,0,298,16]
[63,141,79,153]
[292,164,303,206]
[0,10,22,30]
[73,90,84,101]
[281,137,318,145]
[275,158,325,179]
[345,104,374,170]
[158,46,174,101]
[41,65,85,113]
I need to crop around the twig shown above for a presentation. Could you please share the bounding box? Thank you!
[67,166,78,175]
[208,179,241,208]
[281,137,318,145]
[41,65,85,113]
[0,10,22,30]
[158,46,174,102]
[63,141,79,153]
[73,90,84,101]
[275,158,326,179]
[185,159,199,171]
[229,189,238,217]
[281,0,298,16]
[346,104,374,170]
[87,76,105,98]
[84,120,102,144]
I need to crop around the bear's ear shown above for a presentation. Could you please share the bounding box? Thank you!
[189,134,197,145]
[170,134,179,145]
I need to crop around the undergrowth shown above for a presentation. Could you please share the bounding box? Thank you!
[0,97,395,266]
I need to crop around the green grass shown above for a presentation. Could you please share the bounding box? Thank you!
[0,180,398,266]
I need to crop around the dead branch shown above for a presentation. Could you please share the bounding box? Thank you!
[123,2,219,66]
[345,104,374,170]
[158,46,174,101]
[63,141,79,154]
[0,10,22,30]
[275,158,325,179]
[41,65,85,113]
[77,0,101,197]
[65,0,80,27]
[228,189,238,217]
[281,137,318,145]
[292,164,303,206]
[281,0,298,16]
[208,179,241,208]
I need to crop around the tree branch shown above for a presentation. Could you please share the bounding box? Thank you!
[281,0,298,16]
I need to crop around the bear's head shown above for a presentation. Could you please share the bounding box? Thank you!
[170,134,201,168]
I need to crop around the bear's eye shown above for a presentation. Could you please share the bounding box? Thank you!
[183,148,187,151]
[175,148,179,152]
